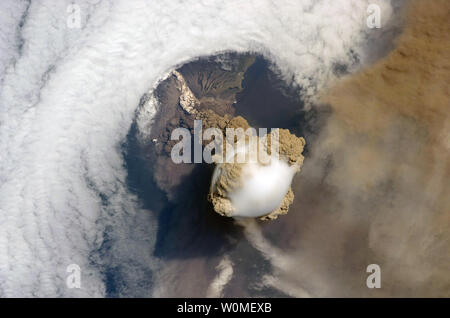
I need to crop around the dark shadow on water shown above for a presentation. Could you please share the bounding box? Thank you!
[123,122,242,261]
[124,123,168,212]
[235,57,305,133]
[235,56,327,155]
[153,163,242,259]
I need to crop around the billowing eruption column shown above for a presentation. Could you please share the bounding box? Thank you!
[199,110,306,220]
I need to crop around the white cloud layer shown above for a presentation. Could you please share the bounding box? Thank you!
[0,0,397,296]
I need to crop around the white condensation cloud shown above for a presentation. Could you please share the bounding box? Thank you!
[0,0,396,297]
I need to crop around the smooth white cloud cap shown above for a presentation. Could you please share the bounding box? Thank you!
[229,158,296,218]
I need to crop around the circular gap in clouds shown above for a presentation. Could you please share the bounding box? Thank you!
[119,52,331,297]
